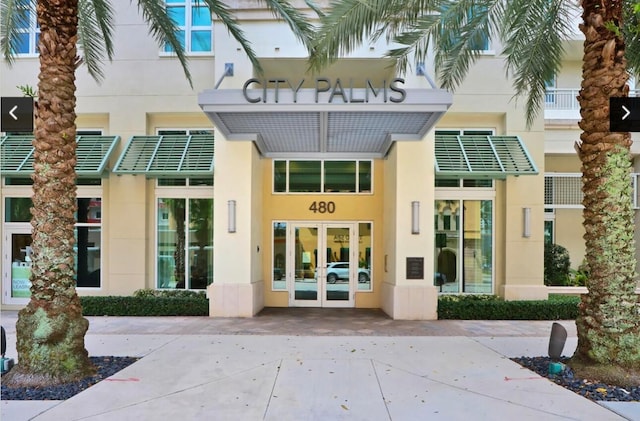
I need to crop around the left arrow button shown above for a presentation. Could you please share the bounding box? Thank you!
[9,105,18,120]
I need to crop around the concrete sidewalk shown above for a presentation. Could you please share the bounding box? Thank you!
[1,309,638,421]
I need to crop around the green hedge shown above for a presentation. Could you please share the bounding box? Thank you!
[80,295,208,316]
[437,294,580,320]
[78,291,579,319]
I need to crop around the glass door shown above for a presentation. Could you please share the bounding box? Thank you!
[289,223,356,307]
[2,225,33,305]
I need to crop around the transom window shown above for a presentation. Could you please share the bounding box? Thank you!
[274,160,372,194]
[164,0,212,54]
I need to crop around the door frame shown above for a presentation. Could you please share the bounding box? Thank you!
[288,221,357,308]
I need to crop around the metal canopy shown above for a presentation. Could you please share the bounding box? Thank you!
[198,87,453,159]
[435,135,538,179]
[112,134,214,177]
[0,135,120,177]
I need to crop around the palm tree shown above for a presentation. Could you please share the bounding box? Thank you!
[310,0,640,381]
[0,0,318,387]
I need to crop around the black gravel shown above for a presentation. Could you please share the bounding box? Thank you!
[1,356,138,400]
[512,356,640,402]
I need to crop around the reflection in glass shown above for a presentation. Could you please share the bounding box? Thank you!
[324,161,356,192]
[289,161,321,192]
[272,222,287,290]
[10,233,32,298]
[294,227,318,300]
[5,197,32,222]
[156,198,213,289]
[325,227,350,301]
[358,223,372,291]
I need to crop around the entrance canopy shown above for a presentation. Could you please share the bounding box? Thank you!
[199,85,453,159]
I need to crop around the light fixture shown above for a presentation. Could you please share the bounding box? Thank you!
[522,207,531,238]
[411,201,420,235]
[228,200,236,233]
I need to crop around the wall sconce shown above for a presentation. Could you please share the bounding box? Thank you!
[411,201,420,235]
[228,200,236,233]
[522,207,531,238]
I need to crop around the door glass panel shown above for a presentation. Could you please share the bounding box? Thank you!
[325,226,350,301]
[294,226,318,300]
[463,200,492,293]
[188,198,213,289]
[10,233,32,298]
[272,222,287,290]
[358,223,372,290]
[434,200,460,292]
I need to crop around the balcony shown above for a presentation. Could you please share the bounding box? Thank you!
[545,88,640,121]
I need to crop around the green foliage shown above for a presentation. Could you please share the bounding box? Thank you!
[437,294,580,320]
[544,243,571,286]
[565,261,589,287]
[17,84,37,98]
[80,294,208,316]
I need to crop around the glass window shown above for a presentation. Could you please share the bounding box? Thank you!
[289,161,322,193]
[164,0,212,54]
[274,160,373,193]
[358,223,372,291]
[5,197,32,222]
[324,161,356,193]
[274,161,287,192]
[272,222,287,290]
[156,197,213,289]
[12,1,39,55]
[434,199,492,294]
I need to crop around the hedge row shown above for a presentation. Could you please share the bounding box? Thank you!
[437,294,580,320]
[80,296,209,316]
[79,293,580,319]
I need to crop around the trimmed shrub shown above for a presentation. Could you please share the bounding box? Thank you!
[437,294,579,320]
[544,243,571,286]
[133,288,207,299]
[80,295,208,316]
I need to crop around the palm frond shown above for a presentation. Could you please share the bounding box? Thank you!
[623,1,640,75]
[262,0,319,50]
[77,0,115,82]
[501,0,575,127]
[1,0,34,64]
[136,0,192,86]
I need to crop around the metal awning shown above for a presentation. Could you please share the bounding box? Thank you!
[112,134,214,177]
[198,87,453,159]
[0,135,120,177]
[435,135,538,179]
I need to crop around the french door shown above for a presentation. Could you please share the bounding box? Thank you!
[289,222,356,307]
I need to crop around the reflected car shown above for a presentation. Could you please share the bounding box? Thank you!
[323,262,370,284]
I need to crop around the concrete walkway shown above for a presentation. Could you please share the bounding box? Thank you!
[1,309,638,421]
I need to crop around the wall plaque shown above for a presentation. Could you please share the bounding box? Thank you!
[406,257,424,280]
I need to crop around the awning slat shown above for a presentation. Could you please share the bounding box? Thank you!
[435,135,538,179]
[112,134,214,177]
[0,135,120,177]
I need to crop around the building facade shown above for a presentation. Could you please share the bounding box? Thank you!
[2,1,638,318]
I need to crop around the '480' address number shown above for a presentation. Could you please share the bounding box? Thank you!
[309,201,336,214]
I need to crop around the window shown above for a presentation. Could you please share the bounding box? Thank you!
[12,0,40,55]
[273,160,373,194]
[3,195,103,288]
[164,0,212,54]
[434,199,493,294]
[156,197,213,290]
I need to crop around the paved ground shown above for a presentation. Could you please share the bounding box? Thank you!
[1,308,638,421]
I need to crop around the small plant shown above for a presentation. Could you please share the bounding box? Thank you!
[565,260,589,287]
[544,243,571,286]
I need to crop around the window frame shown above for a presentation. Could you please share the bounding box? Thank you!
[161,0,213,56]
[272,159,374,194]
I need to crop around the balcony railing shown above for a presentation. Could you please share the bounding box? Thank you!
[545,88,640,111]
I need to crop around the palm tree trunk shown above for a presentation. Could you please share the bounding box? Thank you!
[575,0,640,368]
[3,0,94,387]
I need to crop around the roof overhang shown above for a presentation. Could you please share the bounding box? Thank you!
[198,86,453,159]
[0,135,120,177]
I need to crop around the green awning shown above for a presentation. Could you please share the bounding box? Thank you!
[0,135,120,177]
[112,135,214,177]
[435,135,538,179]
